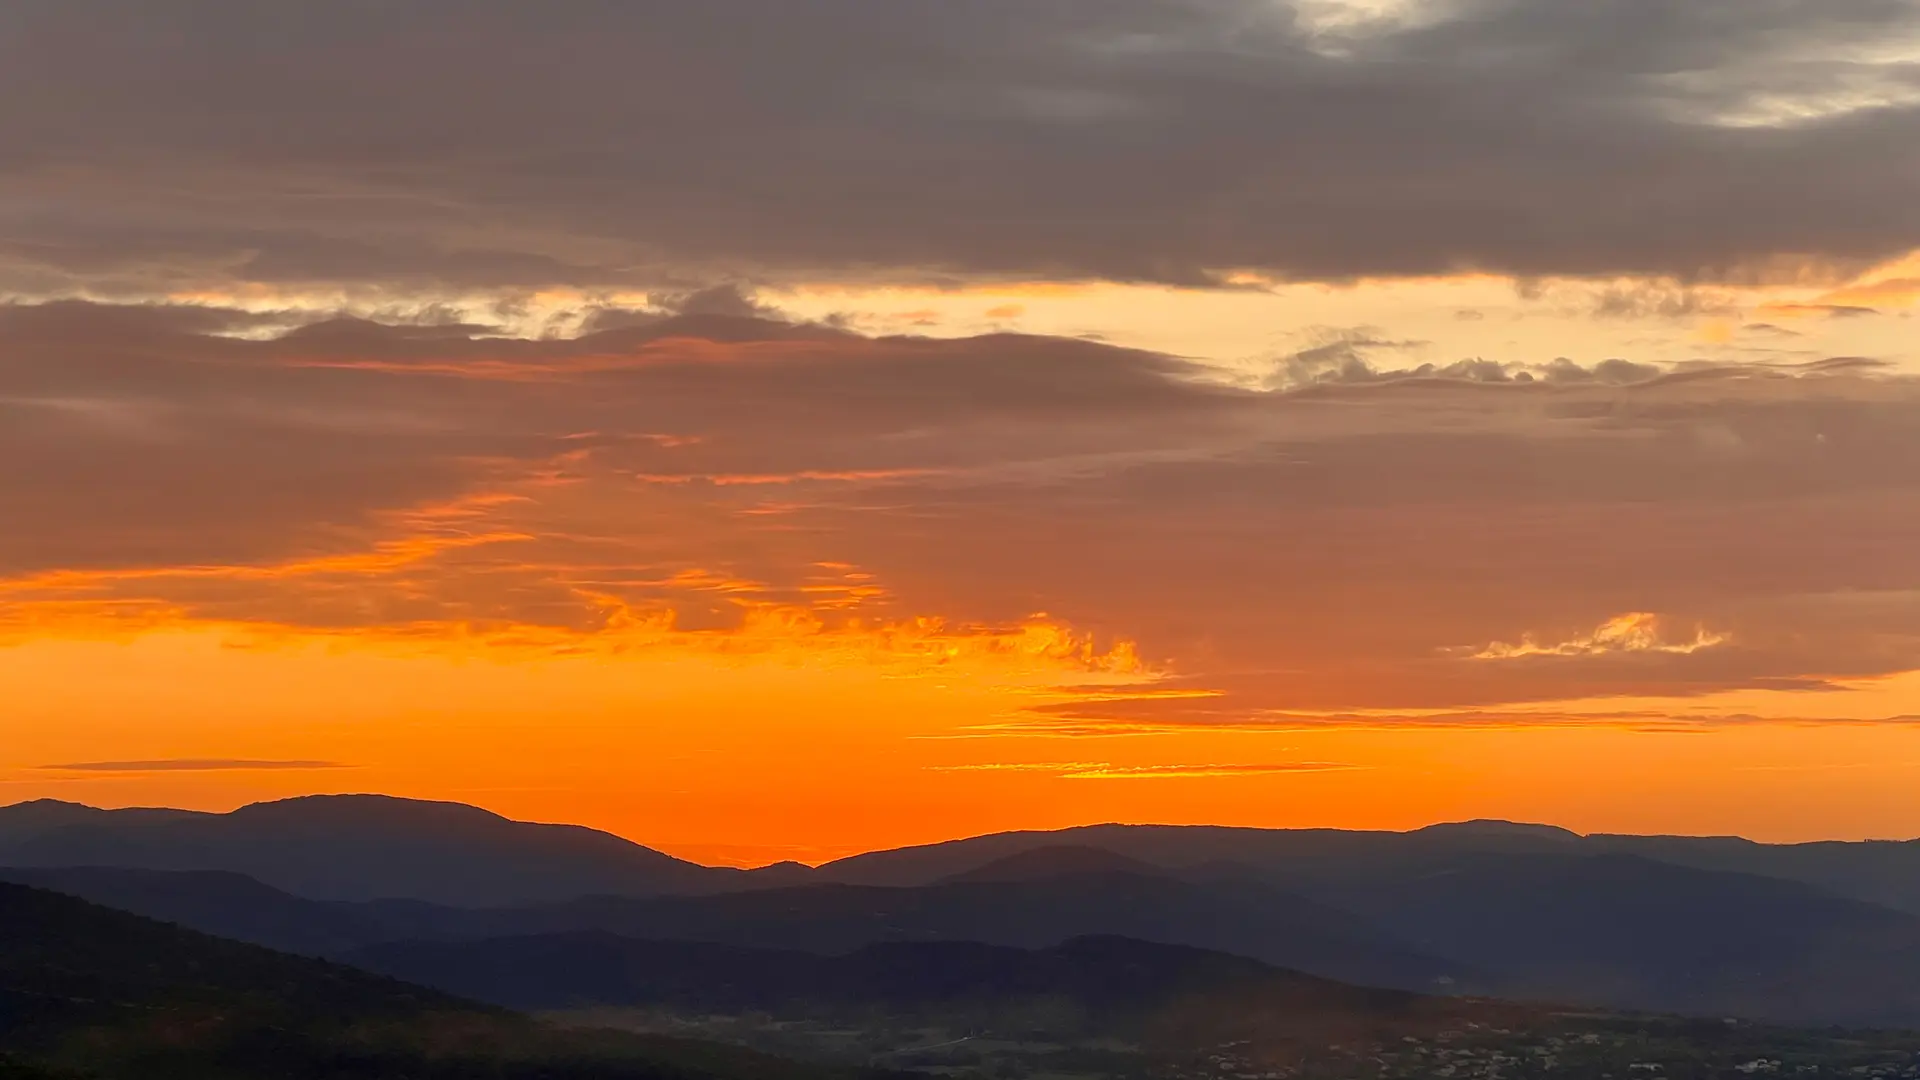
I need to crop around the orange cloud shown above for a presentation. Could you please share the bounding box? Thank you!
[1470,613,1731,661]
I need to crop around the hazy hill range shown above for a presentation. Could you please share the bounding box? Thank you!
[0,860,1464,993]
[10,797,1920,1026]
[1314,852,1920,1029]
[817,820,1920,916]
[17,852,1920,1026]
[0,880,889,1080]
[8,796,1920,913]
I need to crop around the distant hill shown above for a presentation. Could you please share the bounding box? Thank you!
[12,798,1920,916]
[814,821,1587,887]
[0,880,890,1080]
[815,820,1920,915]
[0,796,785,905]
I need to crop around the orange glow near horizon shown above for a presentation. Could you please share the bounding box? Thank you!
[7,618,1920,867]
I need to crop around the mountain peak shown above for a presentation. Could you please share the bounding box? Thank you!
[232,793,514,826]
[1413,820,1583,841]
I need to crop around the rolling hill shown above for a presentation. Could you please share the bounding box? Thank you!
[1313,851,1920,1028]
[0,864,1461,993]
[0,795,781,905]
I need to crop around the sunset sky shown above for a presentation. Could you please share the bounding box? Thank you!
[6,1,1920,865]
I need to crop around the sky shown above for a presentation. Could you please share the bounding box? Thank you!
[6,0,1920,865]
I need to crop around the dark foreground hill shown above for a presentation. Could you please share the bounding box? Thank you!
[349,932,1512,1043]
[348,932,1920,1080]
[0,881,888,1080]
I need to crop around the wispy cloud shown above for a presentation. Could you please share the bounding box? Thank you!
[931,761,1362,779]
[1470,613,1730,661]
[41,759,353,773]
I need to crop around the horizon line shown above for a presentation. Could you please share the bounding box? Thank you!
[6,791,1916,869]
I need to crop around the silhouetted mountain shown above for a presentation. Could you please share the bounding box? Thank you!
[1411,820,1583,844]
[0,880,891,1080]
[16,798,1920,918]
[0,802,198,848]
[815,820,1920,916]
[813,821,1584,887]
[0,796,780,905]
[1315,852,1920,1028]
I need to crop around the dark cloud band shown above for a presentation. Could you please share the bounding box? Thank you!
[1,1,1917,293]
[41,760,352,773]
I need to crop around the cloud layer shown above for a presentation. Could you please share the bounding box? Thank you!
[7,301,1920,724]
[2,0,1919,294]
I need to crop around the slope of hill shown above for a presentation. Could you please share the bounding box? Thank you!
[0,796,776,905]
[0,866,434,956]
[1590,834,1920,917]
[0,880,888,1080]
[348,931,1485,1035]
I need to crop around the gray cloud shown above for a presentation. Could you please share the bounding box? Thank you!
[1,1,1918,294]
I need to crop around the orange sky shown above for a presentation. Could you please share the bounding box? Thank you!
[7,596,1920,866]
[9,3,1920,864]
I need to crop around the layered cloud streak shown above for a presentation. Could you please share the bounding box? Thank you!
[6,300,1920,724]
